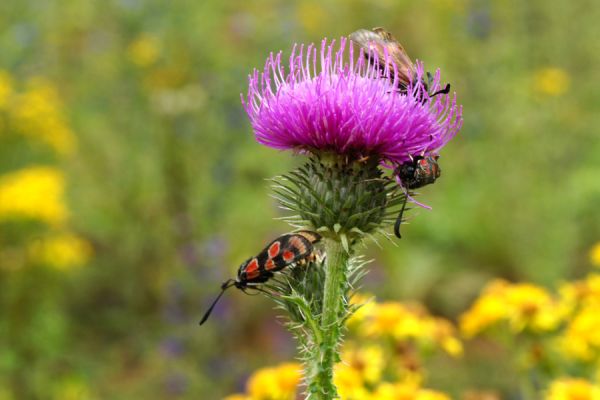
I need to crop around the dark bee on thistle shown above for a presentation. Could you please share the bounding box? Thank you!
[393,155,441,238]
[349,27,450,98]
[199,231,322,325]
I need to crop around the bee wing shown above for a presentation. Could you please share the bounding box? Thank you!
[349,27,415,85]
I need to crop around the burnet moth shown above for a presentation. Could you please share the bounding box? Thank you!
[199,230,322,325]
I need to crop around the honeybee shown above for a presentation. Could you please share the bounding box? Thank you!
[349,27,450,96]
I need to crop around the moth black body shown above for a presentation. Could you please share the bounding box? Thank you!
[394,155,441,238]
[199,231,322,325]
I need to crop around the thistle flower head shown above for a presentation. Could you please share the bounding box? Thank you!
[242,37,462,165]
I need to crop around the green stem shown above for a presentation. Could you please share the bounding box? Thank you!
[307,238,349,399]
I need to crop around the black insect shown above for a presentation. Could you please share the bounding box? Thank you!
[394,155,441,238]
[349,27,450,98]
[199,231,322,325]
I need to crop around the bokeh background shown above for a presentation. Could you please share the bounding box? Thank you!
[1,0,599,399]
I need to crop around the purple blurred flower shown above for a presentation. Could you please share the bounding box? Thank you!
[160,337,185,358]
[242,37,462,165]
[164,373,188,395]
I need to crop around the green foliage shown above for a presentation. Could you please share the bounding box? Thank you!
[0,0,598,398]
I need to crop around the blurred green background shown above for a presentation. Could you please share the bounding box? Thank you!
[0,0,599,398]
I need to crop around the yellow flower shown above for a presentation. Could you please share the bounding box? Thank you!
[363,301,408,337]
[393,307,429,341]
[558,303,600,361]
[334,362,370,400]
[0,70,13,109]
[339,344,385,385]
[460,280,561,337]
[559,274,600,322]
[416,389,452,400]
[372,382,419,400]
[357,299,462,356]
[440,335,463,358]
[128,35,160,67]
[28,233,92,270]
[10,78,76,154]
[347,293,376,328]
[0,166,68,225]
[460,280,509,337]
[505,283,561,332]
[246,362,301,400]
[546,378,600,400]
[590,243,600,267]
[371,382,450,400]
[533,67,570,97]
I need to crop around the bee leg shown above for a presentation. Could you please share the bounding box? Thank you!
[430,83,451,97]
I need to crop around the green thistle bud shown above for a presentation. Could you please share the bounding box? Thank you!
[273,154,405,243]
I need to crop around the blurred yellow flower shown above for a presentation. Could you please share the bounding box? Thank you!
[533,67,570,97]
[590,243,600,267]
[347,293,376,327]
[558,274,600,319]
[372,382,418,400]
[371,382,451,400]
[340,344,385,385]
[0,70,13,109]
[417,389,452,400]
[0,166,68,225]
[358,301,462,357]
[363,301,407,337]
[246,362,301,400]
[558,303,600,361]
[333,362,370,400]
[128,35,160,67]
[28,233,92,270]
[460,280,561,337]
[440,333,464,358]
[546,378,600,400]
[10,78,76,154]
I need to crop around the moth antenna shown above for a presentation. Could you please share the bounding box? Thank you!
[394,190,410,239]
[199,279,236,326]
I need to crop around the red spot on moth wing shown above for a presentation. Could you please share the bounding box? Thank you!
[245,258,259,274]
[289,236,307,255]
[246,269,260,280]
[268,241,281,259]
[282,251,295,262]
[265,258,276,270]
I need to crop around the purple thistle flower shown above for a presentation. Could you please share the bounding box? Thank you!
[242,37,462,165]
